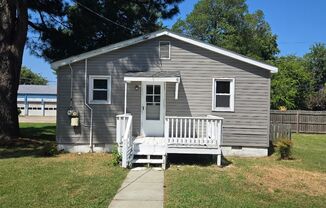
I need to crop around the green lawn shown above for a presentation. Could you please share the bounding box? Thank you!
[0,123,128,208]
[165,134,326,208]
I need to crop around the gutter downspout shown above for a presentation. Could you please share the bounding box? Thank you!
[85,59,94,152]
[68,64,73,107]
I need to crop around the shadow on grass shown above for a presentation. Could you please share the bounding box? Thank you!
[167,154,232,168]
[0,124,57,159]
[0,139,59,159]
[20,125,56,141]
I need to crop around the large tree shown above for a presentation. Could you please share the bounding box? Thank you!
[0,0,183,139]
[304,43,326,91]
[0,0,64,139]
[172,0,279,61]
[29,0,183,62]
[271,56,314,110]
[20,66,48,85]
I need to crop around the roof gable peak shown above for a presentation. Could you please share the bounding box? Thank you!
[51,30,277,73]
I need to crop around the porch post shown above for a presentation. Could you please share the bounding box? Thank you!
[124,82,128,115]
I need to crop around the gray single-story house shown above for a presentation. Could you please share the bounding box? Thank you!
[51,30,278,167]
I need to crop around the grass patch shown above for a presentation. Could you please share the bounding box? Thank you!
[0,123,128,208]
[165,134,326,208]
[19,123,56,141]
[0,123,57,158]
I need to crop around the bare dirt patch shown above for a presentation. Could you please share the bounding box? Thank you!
[244,165,326,196]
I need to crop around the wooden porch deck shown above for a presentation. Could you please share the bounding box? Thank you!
[116,114,224,169]
[134,136,220,154]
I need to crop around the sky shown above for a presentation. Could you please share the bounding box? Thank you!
[22,0,326,85]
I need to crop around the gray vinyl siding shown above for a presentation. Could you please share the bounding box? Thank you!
[56,35,271,147]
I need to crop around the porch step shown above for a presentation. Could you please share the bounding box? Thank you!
[131,154,167,169]
[131,158,163,164]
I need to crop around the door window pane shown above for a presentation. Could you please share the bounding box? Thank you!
[146,85,153,94]
[146,96,153,102]
[154,85,161,94]
[146,84,161,120]
[154,96,160,102]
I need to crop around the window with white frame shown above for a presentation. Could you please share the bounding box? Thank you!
[89,75,111,104]
[212,78,235,111]
[159,41,170,59]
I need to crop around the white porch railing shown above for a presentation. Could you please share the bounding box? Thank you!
[164,116,223,146]
[116,114,133,168]
[164,115,223,166]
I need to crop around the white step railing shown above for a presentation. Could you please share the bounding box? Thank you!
[116,114,133,168]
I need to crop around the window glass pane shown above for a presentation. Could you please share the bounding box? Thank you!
[93,90,107,100]
[154,95,160,102]
[154,85,160,94]
[94,79,107,89]
[216,81,230,93]
[216,95,230,107]
[146,96,153,102]
[146,85,153,94]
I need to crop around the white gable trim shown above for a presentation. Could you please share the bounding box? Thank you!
[51,30,278,73]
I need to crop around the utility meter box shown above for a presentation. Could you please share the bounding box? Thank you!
[67,108,79,127]
[71,117,79,127]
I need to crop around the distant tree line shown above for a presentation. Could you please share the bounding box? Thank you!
[270,44,326,110]
[20,66,48,85]
[172,0,326,111]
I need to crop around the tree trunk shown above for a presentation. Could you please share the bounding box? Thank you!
[0,0,28,140]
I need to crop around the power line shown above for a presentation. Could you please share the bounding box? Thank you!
[73,0,142,35]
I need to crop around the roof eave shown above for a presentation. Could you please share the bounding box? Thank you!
[51,30,169,70]
[51,29,278,73]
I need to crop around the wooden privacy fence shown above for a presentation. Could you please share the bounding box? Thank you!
[270,110,326,134]
[270,123,292,141]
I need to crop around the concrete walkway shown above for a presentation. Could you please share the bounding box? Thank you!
[109,168,164,208]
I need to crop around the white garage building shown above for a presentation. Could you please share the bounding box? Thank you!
[18,85,57,116]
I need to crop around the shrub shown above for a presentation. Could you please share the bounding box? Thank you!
[306,89,326,110]
[110,148,122,166]
[40,143,60,156]
[275,138,293,160]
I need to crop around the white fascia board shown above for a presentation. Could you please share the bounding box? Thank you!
[165,32,278,73]
[51,30,169,70]
[124,76,179,83]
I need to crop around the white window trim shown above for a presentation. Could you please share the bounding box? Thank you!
[159,41,171,60]
[212,78,235,112]
[89,75,111,104]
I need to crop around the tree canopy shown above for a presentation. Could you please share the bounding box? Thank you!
[271,56,314,110]
[304,43,326,91]
[172,0,279,61]
[28,0,183,62]
[20,66,48,85]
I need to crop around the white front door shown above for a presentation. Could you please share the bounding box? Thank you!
[141,82,165,137]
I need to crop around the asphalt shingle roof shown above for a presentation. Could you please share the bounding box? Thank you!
[18,85,57,95]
